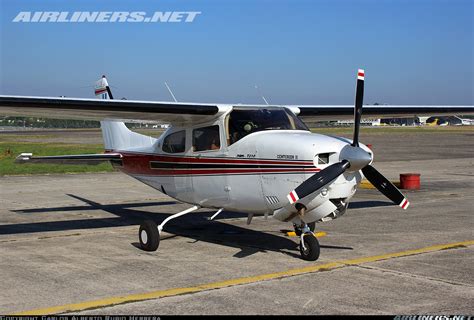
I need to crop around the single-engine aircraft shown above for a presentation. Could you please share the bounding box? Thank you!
[1,70,473,261]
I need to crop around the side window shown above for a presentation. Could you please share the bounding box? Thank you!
[193,125,220,152]
[162,130,186,153]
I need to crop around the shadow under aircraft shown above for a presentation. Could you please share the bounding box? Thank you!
[0,195,394,257]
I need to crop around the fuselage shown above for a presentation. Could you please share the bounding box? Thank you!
[108,107,372,224]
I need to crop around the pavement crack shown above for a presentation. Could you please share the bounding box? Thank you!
[352,264,473,288]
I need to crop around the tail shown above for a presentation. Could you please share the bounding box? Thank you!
[94,75,156,151]
[101,121,156,151]
[95,75,114,100]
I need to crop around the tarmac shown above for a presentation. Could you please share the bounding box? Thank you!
[0,129,473,315]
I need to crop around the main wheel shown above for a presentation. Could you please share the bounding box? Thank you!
[294,222,316,236]
[299,234,320,261]
[139,220,160,251]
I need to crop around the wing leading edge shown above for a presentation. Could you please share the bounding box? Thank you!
[0,95,473,123]
[0,95,220,124]
[292,105,474,121]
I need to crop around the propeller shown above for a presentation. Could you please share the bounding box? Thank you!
[352,70,364,147]
[288,160,350,204]
[287,69,410,210]
[362,165,409,209]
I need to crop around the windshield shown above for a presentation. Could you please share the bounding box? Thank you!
[226,108,309,145]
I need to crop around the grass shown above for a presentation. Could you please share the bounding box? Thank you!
[0,142,113,176]
[0,125,471,176]
[0,134,55,141]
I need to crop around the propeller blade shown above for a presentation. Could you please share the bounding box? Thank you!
[287,160,350,204]
[362,165,410,210]
[352,69,364,147]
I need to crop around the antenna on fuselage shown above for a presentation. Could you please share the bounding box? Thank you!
[254,85,269,105]
[164,82,178,102]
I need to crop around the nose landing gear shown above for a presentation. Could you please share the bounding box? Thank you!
[290,205,320,261]
[299,229,320,261]
[294,222,320,261]
[293,221,316,236]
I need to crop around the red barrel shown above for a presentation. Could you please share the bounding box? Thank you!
[400,173,420,190]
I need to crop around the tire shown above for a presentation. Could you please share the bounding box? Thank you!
[139,220,160,252]
[299,234,320,261]
[294,221,316,236]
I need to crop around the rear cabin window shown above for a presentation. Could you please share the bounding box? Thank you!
[193,125,221,152]
[226,108,309,145]
[162,130,186,153]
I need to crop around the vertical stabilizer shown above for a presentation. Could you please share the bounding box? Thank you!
[101,121,156,151]
[95,75,113,99]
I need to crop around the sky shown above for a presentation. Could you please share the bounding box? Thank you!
[0,0,472,105]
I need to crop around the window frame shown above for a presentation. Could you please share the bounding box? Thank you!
[225,107,309,146]
[192,124,222,153]
[162,130,186,154]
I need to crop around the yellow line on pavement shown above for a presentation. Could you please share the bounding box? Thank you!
[13,239,474,315]
[359,180,376,189]
[286,231,327,238]
[360,179,400,189]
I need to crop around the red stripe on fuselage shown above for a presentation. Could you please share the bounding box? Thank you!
[114,152,319,176]
[119,152,314,166]
[141,168,321,176]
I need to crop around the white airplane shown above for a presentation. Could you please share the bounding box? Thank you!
[1,70,473,261]
[453,116,474,126]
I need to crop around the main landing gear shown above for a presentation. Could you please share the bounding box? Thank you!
[138,205,320,261]
[138,205,200,252]
[139,220,160,251]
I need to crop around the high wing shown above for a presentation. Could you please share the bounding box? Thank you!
[0,95,221,125]
[0,95,473,124]
[290,105,474,121]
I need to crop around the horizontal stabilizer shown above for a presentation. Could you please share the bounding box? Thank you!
[16,153,122,165]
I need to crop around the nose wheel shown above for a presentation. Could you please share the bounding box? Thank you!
[299,233,320,261]
[139,220,160,251]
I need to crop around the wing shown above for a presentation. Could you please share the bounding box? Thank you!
[289,105,474,121]
[16,153,122,165]
[1,95,472,124]
[0,95,222,125]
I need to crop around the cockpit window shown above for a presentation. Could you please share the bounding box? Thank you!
[162,130,186,153]
[226,108,309,145]
[193,125,221,152]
